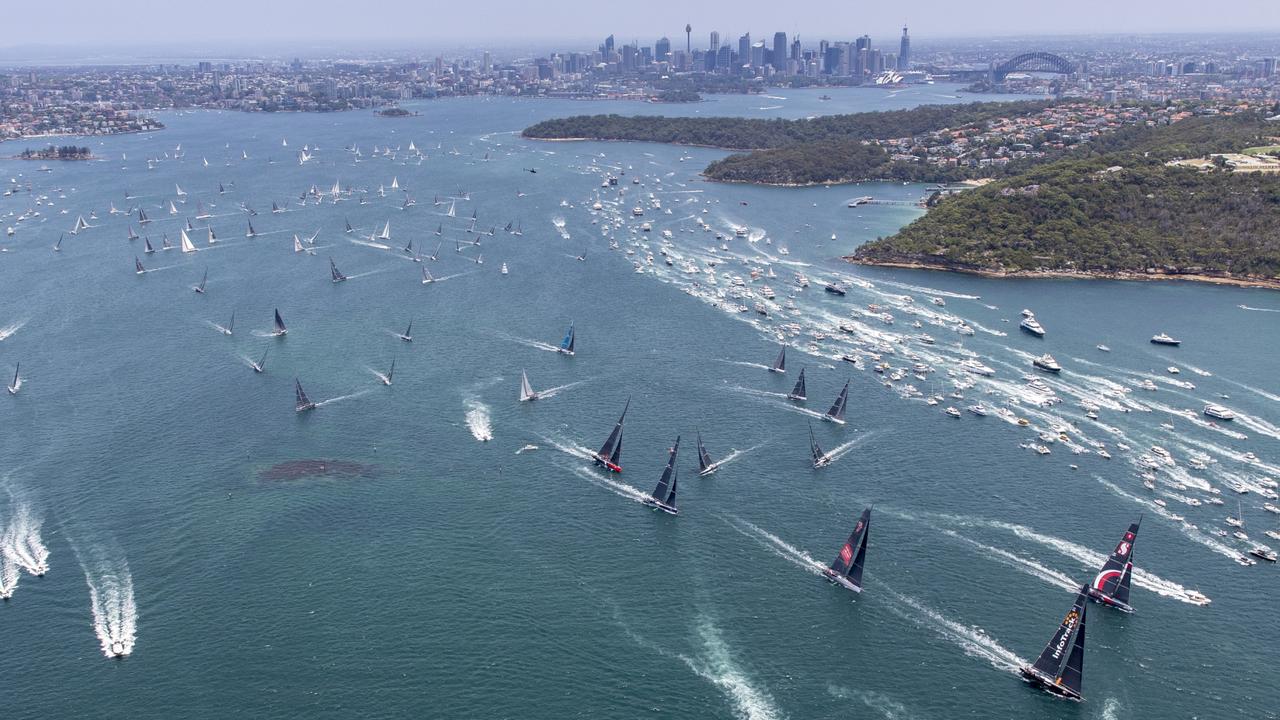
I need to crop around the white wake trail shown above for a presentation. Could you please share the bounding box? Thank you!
[880,585,1028,674]
[2,502,50,576]
[464,398,493,441]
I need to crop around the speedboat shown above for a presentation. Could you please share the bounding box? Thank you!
[1249,546,1277,563]
[1203,404,1235,421]
[960,358,995,376]
[944,406,961,418]
[966,403,988,416]
[110,641,126,657]
[1150,332,1180,346]
[1032,354,1062,373]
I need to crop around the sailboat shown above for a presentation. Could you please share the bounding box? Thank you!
[394,320,413,343]
[696,432,717,476]
[295,379,316,412]
[127,225,139,240]
[272,201,283,214]
[168,200,179,215]
[1020,587,1089,702]
[143,236,155,254]
[378,221,391,242]
[53,234,63,252]
[250,348,267,373]
[403,238,414,254]
[134,256,146,274]
[823,508,871,592]
[421,267,435,284]
[193,269,207,294]
[175,183,187,197]
[594,397,629,472]
[6,363,20,395]
[161,234,173,251]
[344,217,353,234]
[810,423,832,468]
[180,228,197,253]
[519,370,539,402]
[380,359,395,386]
[330,257,347,283]
[824,381,849,424]
[246,220,257,238]
[788,367,808,401]
[1086,518,1140,613]
[138,208,150,225]
[71,214,90,234]
[195,201,211,219]
[769,345,786,373]
[207,226,217,244]
[642,437,680,515]
[272,309,288,337]
[558,322,576,356]
[500,263,509,275]
[430,242,441,261]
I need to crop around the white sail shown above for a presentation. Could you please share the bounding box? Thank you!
[390,176,399,189]
[519,370,536,402]
[168,200,178,215]
[379,221,391,241]
[175,183,186,196]
[293,234,304,253]
[180,228,197,253]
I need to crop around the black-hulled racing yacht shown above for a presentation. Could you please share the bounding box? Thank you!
[1086,518,1140,613]
[1020,586,1089,702]
[593,397,629,472]
[823,507,870,592]
[642,436,680,515]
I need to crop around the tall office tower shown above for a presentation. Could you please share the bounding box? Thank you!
[739,33,751,66]
[655,37,671,62]
[717,44,732,71]
[823,45,842,75]
[790,37,801,62]
[605,35,615,56]
[856,35,871,53]
[898,25,911,70]
[772,32,787,71]
[482,51,491,73]
[710,31,720,52]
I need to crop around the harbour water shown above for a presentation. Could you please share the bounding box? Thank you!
[1,85,1277,719]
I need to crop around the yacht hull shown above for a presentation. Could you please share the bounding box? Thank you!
[1020,667,1082,701]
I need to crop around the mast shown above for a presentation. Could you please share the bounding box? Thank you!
[826,381,849,423]
[195,269,207,293]
[595,397,630,470]
[254,348,267,372]
[273,309,287,335]
[651,436,680,507]
[770,345,786,373]
[1028,587,1088,685]
[789,367,807,400]
[227,311,235,335]
[330,257,347,283]
[1090,518,1140,609]
[295,379,315,412]
[520,370,536,402]
[697,432,714,473]
[809,423,826,467]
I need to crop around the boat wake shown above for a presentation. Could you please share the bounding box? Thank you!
[205,320,233,335]
[936,512,1212,605]
[500,333,562,353]
[367,367,392,385]
[1219,376,1280,404]
[823,432,878,465]
[727,386,828,420]
[938,529,1078,593]
[702,445,760,474]
[0,319,28,341]
[718,359,773,371]
[343,268,392,280]
[536,379,588,399]
[1233,412,1280,442]
[425,270,477,283]
[77,546,137,658]
[826,686,922,720]
[313,389,371,408]
[538,433,597,462]
[348,237,391,250]
[569,466,647,503]
[1238,304,1280,313]
[720,515,826,576]
[464,398,493,441]
[0,548,16,599]
[2,501,50,577]
[880,584,1028,674]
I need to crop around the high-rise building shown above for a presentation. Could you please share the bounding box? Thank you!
[655,37,672,63]
[790,38,801,62]
[772,32,787,71]
[738,33,751,67]
[898,26,911,70]
[710,31,720,52]
[716,44,732,72]
[856,35,871,53]
[823,46,842,75]
[605,35,615,56]
[482,51,492,73]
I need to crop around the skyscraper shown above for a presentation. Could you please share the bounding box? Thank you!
[898,26,911,70]
[710,31,719,52]
[772,32,787,72]
[738,33,751,67]
[605,35,615,56]
[686,24,692,54]
[655,37,672,63]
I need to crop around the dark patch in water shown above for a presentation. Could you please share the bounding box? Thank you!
[259,460,378,481]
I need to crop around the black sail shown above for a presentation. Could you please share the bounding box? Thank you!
[809,424,825,466]
[1057,604,1087,696]
[847,508,871,589]
[696,432,714,472]
[771,345,786,372]
[596,397,630,464]
[1091,518,1140,603]
[789,367,807,400]
[652,436,680,503]
[827,381,849,421]
[829,508,870,582]
[274,309,287,333]
[1030,587,1088,679]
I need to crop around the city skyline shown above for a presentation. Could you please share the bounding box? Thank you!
[4,0,1280,51]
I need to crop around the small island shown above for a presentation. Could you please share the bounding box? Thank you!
[14,144,94,161]
[377,107,417,117]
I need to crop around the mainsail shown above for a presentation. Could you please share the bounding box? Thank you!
[134,256,145,274]
[519,370,537,402]
[770,345,786,373]
[1087,518,1140,612]
[194,269,207,294]
[647,436,680,513]
[143,236,154,254]
[826,508,871,592]
[594,397,630,472]
[696,432,715,475]
[1022,586,1089,701]
[295,379,316,412]
[809,423,828,468]
[273,309,288,336]
[559,322,576,355]
[330,257,347,283]
[180,228,197,253]
[788,367,807,400]
[825,381,849,423]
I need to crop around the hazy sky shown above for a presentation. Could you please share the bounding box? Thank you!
[4,0,1279,50]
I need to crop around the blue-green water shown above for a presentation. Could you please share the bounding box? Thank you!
[1,86,1277,719]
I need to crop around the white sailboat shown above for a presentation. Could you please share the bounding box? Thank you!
[519,370,539,402]
[6,363,19,395]
[378,221,391,242]
[180,228,198,253]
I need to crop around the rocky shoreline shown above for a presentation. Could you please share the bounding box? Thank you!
[845,257,1280,291]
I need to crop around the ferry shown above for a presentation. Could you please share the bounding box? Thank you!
[1150,332,1181,346]
[1203,404,1235,421]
